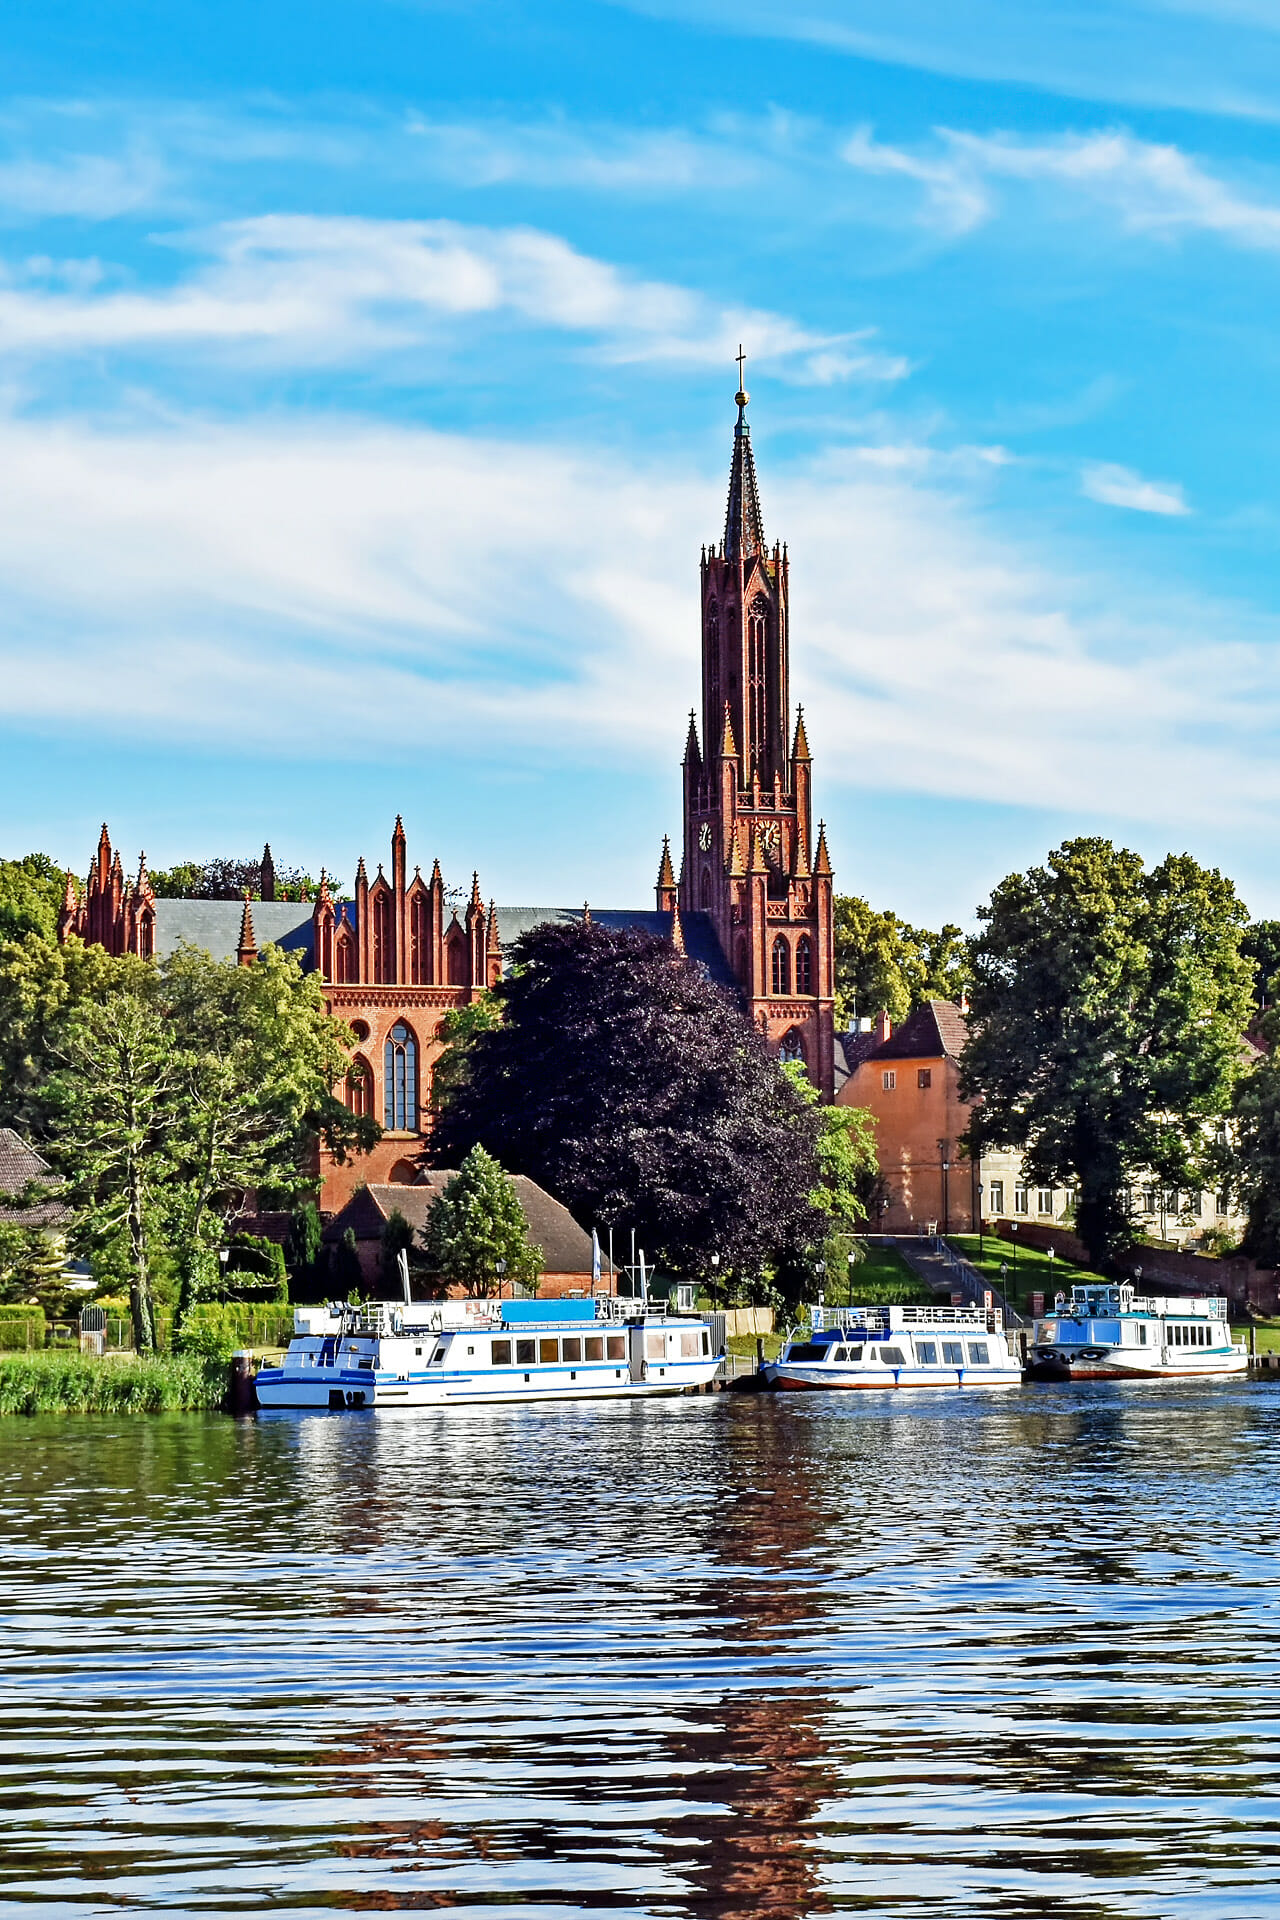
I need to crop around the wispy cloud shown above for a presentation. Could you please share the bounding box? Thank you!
[1081,462,1192,516]
[0,410,1273,836]
[845,125,1280,249]
[0,214,904,383]
[401,112,763,193]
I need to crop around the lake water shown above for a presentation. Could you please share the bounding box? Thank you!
[1,1382,1279,1917]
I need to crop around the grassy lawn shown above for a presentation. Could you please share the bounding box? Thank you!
[947,1233,1095,1316]
[1233,1319,1280,1354]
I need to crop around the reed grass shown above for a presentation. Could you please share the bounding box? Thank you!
[0,1350,228,1416]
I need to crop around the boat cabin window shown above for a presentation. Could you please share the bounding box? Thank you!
[941,1340,964,1366]
[916,1341,938,1365]
[539,1338,559,1364]
[562,1337,582,1362]
[492,1340,512,1366]
[832,1345,848,1362]
[701,1329,710,1355]
[845,1345,864,1362]
[785,1343,824,1361]
[967,1342,990,1365]
[428,1344,446,1365]
[585,1336,604,1361]
[606,1335,626,1361]
[680,1331,699,1357]
[646,1334,665,1360]
[878,1346,906,1365]
[515,1339,536,1365]
[1137,1325,1147,1345]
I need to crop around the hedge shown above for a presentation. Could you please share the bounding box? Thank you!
[0,1350,229,1415]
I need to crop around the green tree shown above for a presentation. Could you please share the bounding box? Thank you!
[420,1145,543,1295]
[47,969,176,1349]
[431,921,826,1284]
[962,838,1252,1267]
[0,933,126,1136]
[380,1206,417,1292]
[0,854,65,945]
[149,856,343,900]
[833,895,970,1029]
[781,1061,880,1233]
[0,1223,67,1309]
[430,989,502,1111]
[286,1201,324,1296]
[1241,920,1280,1014]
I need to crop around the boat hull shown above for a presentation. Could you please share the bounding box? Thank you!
[762,1364,1021,1392]
[255,1359,721,1410]
[1040,1352,1248,1381]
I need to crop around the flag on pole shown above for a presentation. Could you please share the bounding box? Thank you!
[592,1229,601,1288]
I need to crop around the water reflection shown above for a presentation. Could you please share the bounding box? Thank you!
[0,1384,1277,1912]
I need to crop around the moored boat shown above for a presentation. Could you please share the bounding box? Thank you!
[1027,1282,1247,1380]
[254,1295,721,1409]
[761,1302,1023,1391]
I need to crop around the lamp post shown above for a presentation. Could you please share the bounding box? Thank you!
[938,1138,951,1238]
[495,1257,507,1299]
[710,1251,720,1310]
[847,1248,857,1308]
[976,1182,984,1260]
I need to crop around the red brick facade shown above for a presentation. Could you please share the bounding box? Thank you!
[670,382,837,1095]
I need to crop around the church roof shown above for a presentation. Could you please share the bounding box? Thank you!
[869,999,970,1062]
[724,394,766,561]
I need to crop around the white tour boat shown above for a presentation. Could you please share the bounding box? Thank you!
[254,1295,721,1410]
[1028,1282,1247,1380]
[761,1302,1023,1391]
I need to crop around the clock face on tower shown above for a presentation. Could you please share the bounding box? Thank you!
[762,821,780,852]
[698,823,712,850]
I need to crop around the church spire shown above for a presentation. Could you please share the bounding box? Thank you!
[655,835,677,911]
[237,892,258,967]
[723,348,765,561]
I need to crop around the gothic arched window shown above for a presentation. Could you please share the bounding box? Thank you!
[138,910,154,960]
[771,936,791,997]
[796,935,813,996]
[748,594,769,766]
[335,923,356,984]
[700,867,711,911]
[346,1053,373,1120]
[779,1027,806,1064]
[384,1023,418,1131]
[446,925,467,986]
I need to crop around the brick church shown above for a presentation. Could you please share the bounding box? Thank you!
[59,377,837,1211]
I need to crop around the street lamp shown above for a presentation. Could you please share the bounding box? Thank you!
[938,1138,951,1238]
[976,1181,984,1260]
[847,1247,857,1307]
[495,1257,507,1298]
[710,1251,720,1310]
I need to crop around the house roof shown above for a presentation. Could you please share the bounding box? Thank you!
[868,998,969,1062]
[0,1128,72,1228]
[323,1174,599,1276]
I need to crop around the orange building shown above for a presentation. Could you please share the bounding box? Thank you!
[839,999,979,1234]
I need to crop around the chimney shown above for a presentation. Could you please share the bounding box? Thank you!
[959,990,970,1015]
[875,1007,892,1045]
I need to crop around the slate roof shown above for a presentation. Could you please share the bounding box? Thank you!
[153,899,316,964]
[0,1128,72,1228]
[867,998,970,1062]
[323,1175,600,1277]
[150,899,739,990]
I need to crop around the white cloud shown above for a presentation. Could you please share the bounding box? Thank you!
[0,147,167,221]
[1081,462,1192,515]
[0,410,1274,837]
[401,113,762,193]
[844,125,1280,250]
[0,214,904,383]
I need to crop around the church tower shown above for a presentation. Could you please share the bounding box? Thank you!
[665,364,836,1096]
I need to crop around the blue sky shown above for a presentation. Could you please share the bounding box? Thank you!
[5,0,1280,926]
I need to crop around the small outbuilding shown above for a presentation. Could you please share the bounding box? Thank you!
[321,1173,613,1298]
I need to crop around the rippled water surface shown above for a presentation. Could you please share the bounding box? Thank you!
[2,1383,1280,1917]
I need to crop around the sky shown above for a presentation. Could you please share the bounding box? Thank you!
[5,0,1280,926]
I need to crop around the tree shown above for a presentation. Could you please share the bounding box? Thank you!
[961,839,1252,1267]
[1229,1040,1280,1263]
[431,921,827,1283]
[1242,921,1280,1015]
[781,1061,880,1233]
[380,1206,417,1292]
[47,969,176,1349]
[149,856,343,901]
[420,1146,543,1295]
[0,933,126,1136]
[0,854,65,945]
[833,895,970,1029]
[430,990,502,1112]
